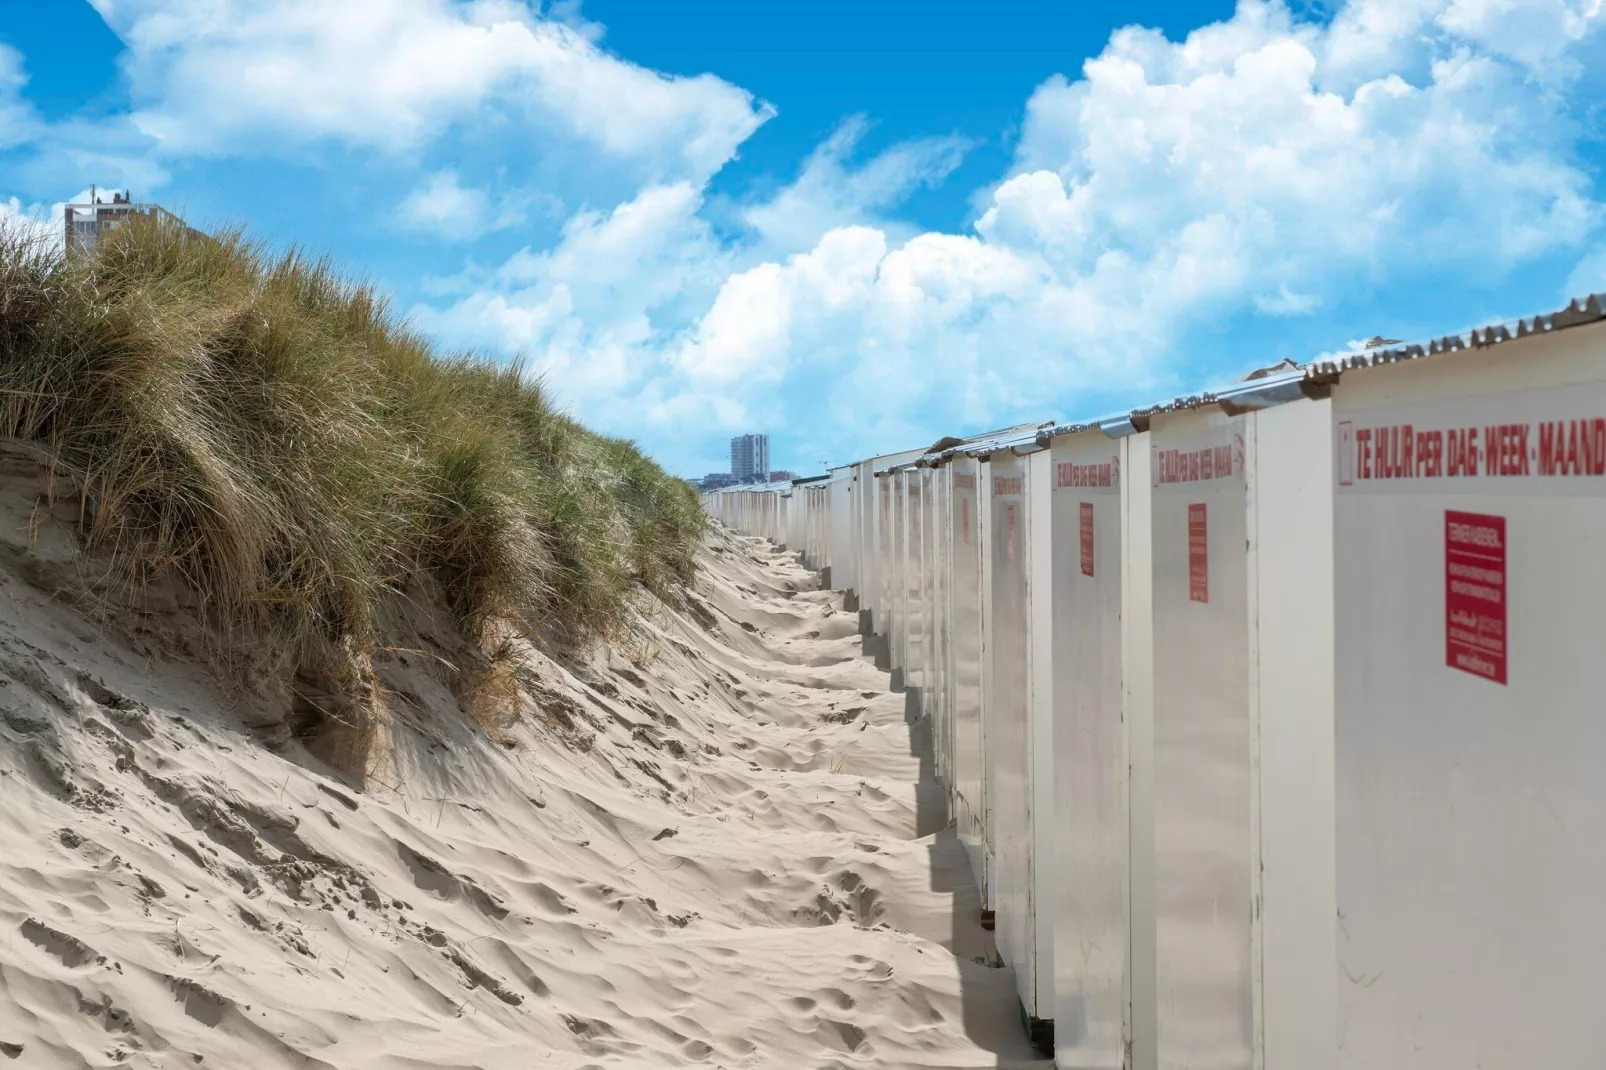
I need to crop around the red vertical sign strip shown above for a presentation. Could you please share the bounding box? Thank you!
[1445,510,1507,684]
[1188,503,1208,603]
[961,498,970,544]
[1337,421,1354,486]
[1079,502,1095,577]
[1006,504,1017,563]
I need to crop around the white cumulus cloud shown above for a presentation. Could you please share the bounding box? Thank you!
[397,170,538,240]
[400,172,494,238]
[615,0,1603,464]
[741,117,969,254]
[9,0,1597,477]
[413,181,733,419]
[0,195,59,248]
[0,45,38,150]
[90,0,773,183]
[1435,0,1604,72]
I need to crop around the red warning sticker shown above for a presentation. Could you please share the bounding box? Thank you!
[1445,510,1507,684]
[1080,502,1094,577]
[1188,503,1208,603]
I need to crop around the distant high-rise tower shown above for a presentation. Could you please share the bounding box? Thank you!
[730,434,771,483]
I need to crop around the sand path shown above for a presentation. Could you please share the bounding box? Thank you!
[0,485,1048,1068]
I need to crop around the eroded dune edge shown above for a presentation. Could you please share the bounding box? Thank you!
[0,476,1045,1069]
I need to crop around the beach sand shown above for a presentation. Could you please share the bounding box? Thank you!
[0,459,1048,1068]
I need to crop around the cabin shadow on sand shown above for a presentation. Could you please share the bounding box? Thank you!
[860,618,1053,1070]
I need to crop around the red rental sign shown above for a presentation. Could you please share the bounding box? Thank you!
[1080,502,1095,577]
[1445,510,1507,684]
[1188,504,1208,603]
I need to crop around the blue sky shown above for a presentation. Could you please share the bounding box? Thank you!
[2,1,1604,478]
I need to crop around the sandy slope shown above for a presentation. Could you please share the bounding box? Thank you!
[0,458,1048,1069]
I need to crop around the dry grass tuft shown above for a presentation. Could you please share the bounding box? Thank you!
[0,216,704,774]
[457,632,531,744]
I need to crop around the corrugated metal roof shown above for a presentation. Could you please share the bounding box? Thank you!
[1042,412,1142,442]
[1037,368,1318,443]
[715,293,1606,495]
[866,446,932,471]
[723,477,798,493]
[873,421,1047,473]
[1304,292,1606,378]
[1034,292,1606,441]
[1129,367,1315,421]
[943,421,1052,462]
[970,430,1046,459]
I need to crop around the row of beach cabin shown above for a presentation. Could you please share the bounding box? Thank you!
[700,293,1606,1070]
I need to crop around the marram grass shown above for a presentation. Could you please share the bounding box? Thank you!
[0,215,704,716]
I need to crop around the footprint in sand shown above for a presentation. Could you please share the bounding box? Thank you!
[819,987,856,1011]
[817,1019,869,1053]
[20,919,105,970]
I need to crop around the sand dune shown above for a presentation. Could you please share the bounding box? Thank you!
[0,463,1047,1068]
